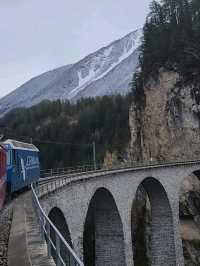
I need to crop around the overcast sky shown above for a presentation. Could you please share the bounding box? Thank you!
[0,0,151,98]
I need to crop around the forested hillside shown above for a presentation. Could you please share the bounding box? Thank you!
[129,1,200,265]
[130,0,200,163]
[133,0,200,93]
[0,95,131,170]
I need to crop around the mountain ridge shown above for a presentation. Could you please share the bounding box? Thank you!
[0,29,142,116]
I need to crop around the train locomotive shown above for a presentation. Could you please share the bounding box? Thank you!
[0,139,40,208]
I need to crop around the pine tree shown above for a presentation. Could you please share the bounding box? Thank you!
[133,0,200,85]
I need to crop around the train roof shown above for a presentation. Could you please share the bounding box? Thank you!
[3,139,39,152]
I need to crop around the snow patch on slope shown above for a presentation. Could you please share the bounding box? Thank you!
[68,68,96,99]
[94,39,139,81]
[67,29,142,100]
[78,69,96,87]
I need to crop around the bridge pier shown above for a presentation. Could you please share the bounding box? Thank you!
[168,185,185,266]
[122,216,134,266]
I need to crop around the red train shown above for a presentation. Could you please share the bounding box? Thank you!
[0,145,7,209]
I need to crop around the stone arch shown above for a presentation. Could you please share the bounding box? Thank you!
[193,170,200,179]
[48,207,73,264]
[179,169,200,265]
[131,177,176,266]
[83,187,126,266]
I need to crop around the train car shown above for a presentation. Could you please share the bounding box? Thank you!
[3,139,40,194]
[0,145,6,209]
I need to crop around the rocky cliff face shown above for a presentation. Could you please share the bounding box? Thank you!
[129,70,200,163]
[129,69,200,265]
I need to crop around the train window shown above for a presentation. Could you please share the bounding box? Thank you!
[6,150,11,166]
[13,150,16,165]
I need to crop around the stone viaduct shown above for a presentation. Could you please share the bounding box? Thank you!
[38,161,200,266]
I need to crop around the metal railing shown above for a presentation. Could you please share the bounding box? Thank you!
[39,159,200,181]
[36,159,200,202]
[31,183,84,266]
[40,163,103,179]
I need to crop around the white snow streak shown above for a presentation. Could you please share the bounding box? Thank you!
[67,31,142,99]
[68,68,96,99]
[78,69,95,87]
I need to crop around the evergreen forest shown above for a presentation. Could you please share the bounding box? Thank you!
[132,0,200,94]
[0,96,131,170]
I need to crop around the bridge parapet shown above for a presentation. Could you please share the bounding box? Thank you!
[37,160,200,201]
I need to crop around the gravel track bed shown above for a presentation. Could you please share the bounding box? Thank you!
[0,204,13,266]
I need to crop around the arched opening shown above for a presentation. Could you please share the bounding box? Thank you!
[48,207,73,265]
[179,171,200,265]
[131,177,176,266]
[83,188,126,266]
[131,185,150,265]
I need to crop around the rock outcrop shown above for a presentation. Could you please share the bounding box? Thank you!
[129,70,200,163]
[129,69,200,265]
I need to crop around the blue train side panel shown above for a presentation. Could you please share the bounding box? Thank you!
[3,140,40,193]
[12,149,40,192]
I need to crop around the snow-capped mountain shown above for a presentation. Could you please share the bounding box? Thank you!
[0,29,142,117]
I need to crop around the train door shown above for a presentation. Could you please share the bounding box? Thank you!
[11,149,20,192]
[5,147,12,195]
